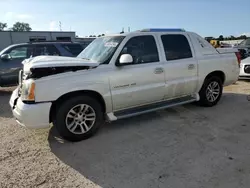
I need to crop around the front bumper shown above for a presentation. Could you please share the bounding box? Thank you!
[239,64,250,78]
[9,88,52,129]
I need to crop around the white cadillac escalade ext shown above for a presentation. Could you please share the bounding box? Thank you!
[9,28,240,141]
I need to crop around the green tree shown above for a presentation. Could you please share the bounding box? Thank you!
[229,35,235,40]
[0,22,7,31]
[218,35,224,41]
[11,22,32,31]
[239,35,247,40]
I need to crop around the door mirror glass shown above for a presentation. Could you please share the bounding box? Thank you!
[119,54,133,65]
[1,54,11,61]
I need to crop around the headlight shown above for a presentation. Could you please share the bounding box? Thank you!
[21,79,36,101]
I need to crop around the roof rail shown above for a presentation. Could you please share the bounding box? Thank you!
[28,40,73,43]
[140,28,185,32]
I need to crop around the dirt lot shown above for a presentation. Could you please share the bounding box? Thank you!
[1,81,250,188]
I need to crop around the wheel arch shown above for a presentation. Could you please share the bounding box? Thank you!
[204,70,225,84]
[49,90,106,123]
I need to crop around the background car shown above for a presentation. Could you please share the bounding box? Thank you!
[239,56,250,79]
[0,41,84,87]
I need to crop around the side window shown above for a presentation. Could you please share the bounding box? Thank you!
[120,35,159,64]
[61,44,83,56]
[161,34,192,61]
[34,45,60,56]
[8,46,29,59]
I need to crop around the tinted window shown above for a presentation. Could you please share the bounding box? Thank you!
[62,44,83,56]
[161,34,192,61]
[8,46,31,59]
[34,45,60,56]
[56,37,71,41]
[120,35,159,64]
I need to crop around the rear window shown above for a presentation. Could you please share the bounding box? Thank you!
[61,44,83,56]
[161,34,192,61]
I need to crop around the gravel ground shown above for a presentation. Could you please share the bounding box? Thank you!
[1,81,250,188]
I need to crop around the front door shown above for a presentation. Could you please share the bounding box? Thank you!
[159,34,198,99]
[0,45,33,86]
[110,35,166,111]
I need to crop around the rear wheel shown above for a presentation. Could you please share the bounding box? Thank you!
[198,76,223,107]
[53,95,104,142]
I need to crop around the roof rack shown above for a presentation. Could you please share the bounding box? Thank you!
[28,40,73,43]
[140,28,185,32]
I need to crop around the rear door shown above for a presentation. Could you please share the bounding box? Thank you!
[159,33,198,99]
[0,45,33,86]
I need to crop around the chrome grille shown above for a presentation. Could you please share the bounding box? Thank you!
[18,70,23,86]
[18,70,24,95]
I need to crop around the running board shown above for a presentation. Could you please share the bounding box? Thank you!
[112,95,197,120]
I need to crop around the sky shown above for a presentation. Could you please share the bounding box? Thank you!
[0,0,250,37]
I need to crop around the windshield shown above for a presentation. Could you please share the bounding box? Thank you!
[77,36,125,64]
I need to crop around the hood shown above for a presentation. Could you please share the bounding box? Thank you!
[23,55,99,72]
[22,56,100,80]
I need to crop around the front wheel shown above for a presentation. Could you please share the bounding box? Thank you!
[198,76,223,107]
[53,96,104,142]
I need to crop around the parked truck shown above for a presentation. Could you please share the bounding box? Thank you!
[9,28,240,141]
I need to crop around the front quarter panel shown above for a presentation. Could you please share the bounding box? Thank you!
[34,68,113,113]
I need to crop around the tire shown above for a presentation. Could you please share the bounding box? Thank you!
[53,95,104,142]
[198,76,223,107]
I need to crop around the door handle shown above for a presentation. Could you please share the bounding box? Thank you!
[154,67,164,74]
[188,64,195,70]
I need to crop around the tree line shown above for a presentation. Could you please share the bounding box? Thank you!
[1,21,106,37]
[2,21,247,41]
[0,22,31,31]
[88,34,105,38]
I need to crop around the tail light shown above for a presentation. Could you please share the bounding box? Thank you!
[235,51,241,67]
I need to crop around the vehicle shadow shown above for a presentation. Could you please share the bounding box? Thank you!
[48,92,250,188]
[0,88,14,118]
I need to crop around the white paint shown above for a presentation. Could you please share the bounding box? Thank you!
[10,30,240,129]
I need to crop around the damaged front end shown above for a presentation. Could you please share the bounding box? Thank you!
[26,66,95,79]
[21,55,100,80]
[18,65,97,97]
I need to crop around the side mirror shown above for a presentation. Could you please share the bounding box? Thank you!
[119,54,133,65]
[1,54,11,61]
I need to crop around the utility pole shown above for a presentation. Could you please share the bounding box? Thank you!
[59,21,62,31]
[120,27,124,34]
[128,27,130,32]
